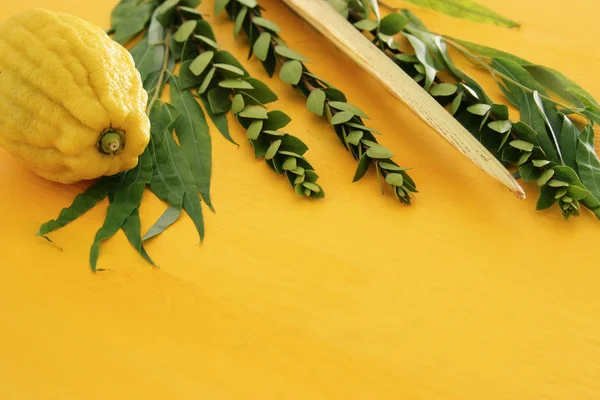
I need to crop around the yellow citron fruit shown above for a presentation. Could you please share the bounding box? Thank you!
[0,8,150,184]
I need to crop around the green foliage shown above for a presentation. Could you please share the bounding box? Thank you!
[219,0,418,203]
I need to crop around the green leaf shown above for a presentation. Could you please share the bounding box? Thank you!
[346,130,363,146]
[170,78,213,210]
[90,149,152,271]
[379,162,407,171]
[519,163,540,182]
[282,157,297,171]
[533,91,563,164]
[239,105,268,119]
[175,20,197,42]
[253,32,272,61]
[576,124,600,200]
[38,176,118,238]
[274,45,310,62]
[429,83,457,97]
[234,6,248,37]
[402,0,519,28]
[353,153,371,182]
[111,0,155,45]
[548,179,569,188]
[491,58,560,163]
[328,101,369,118]
[449,92,463,115]
[404,32,436,90]
[280,135,309,155]
[532,159,550,168]
[566,185,590,201]
[231,94,245,114]
[536,185,556,210]
[303,182,321,192]
[143,206,181,242]
[557,114,579,171]
[331,111,354,125]
[207,87,232,114]
[239,78,278,104]
[509,140,534,152]
[214,63,245,76]
[251,17,280,33]
[524,65,597,109]
[247,120,263,140]
[279,60,303,84]
[385,173,404,187]
[467,104,492,117]
[264,110,292,130]
[151,104,205,241]
[215,0,231,14]
[354,19,379,31]
[265,139,282,160]
[366,144,394,159]
[487,120,512,134]
[189,51,214,76]
[537,169,554,186]
[178,60,204,90]
[122,208,156,267]
[218,79,254,89]
[200,95,237,146]
[379,12,409,35]
[194,35,219,49]
[449,37,529,66]
[155,0,179,27]
[213,50,249,76]
[307,89,326,116]
[198,67,216,94]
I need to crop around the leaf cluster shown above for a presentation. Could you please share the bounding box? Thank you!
[336,1,600,220]
[218,0,417,203]
[39,0,322,271]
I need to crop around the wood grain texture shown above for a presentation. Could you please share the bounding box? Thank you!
[1,0,600,399]
[282,0,525,198]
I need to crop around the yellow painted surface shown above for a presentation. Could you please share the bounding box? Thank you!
[1,0,599,398]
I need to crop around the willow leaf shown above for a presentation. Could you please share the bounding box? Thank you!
[161,107,206,242]
[576,124,600,201]
[146,131,184,240]
[90,149,152,271]
[448,37,598,109]
[491,58,559,163]
[122,208,156,266]
[402,0,519,28]
[404,32,436,90]
[558,114,579,171]
[169,77,214,211]
[143,206,182,242]
[37,176,119,239]
[533,91,563,164]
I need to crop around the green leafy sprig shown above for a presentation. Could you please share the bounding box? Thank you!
[334,1,600,219]
[173,7,324,198]
[217,0,417,203]
[38,0,321,271]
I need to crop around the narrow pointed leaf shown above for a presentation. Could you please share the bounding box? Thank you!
[402,0,520,28]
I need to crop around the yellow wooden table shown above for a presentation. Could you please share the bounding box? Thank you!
[1,0,599,398]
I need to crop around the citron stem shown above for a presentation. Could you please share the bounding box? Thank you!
[99,130,123,155]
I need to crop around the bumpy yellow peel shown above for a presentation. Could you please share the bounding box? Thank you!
[0,8,150,184]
